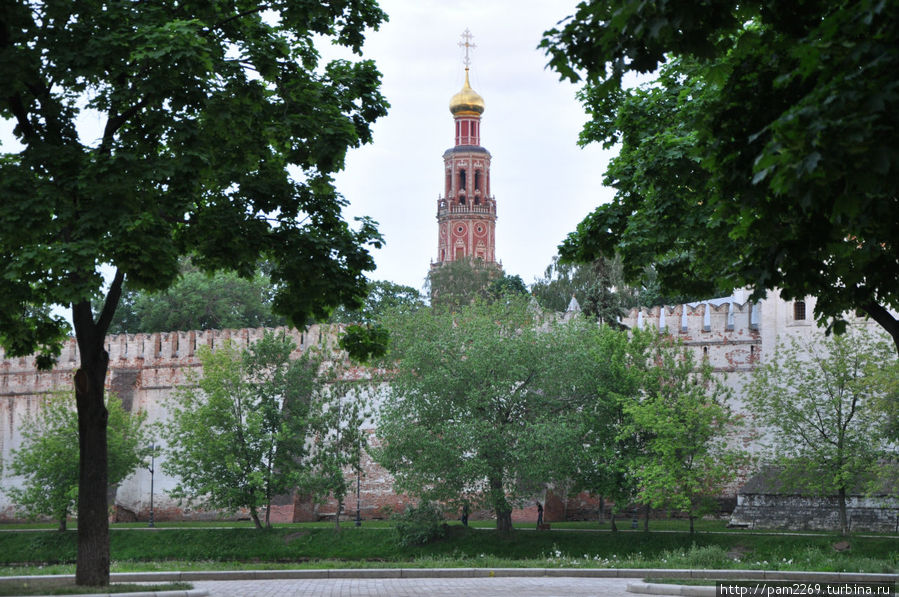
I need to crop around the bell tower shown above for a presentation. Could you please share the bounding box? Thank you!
[434,29,497,266]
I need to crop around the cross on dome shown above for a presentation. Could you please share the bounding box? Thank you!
[449,29,485,116]
[458,28,476,68]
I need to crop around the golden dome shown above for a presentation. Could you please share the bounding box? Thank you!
[449,68,485,115]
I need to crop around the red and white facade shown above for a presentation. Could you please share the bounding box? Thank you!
[434,67,497,266]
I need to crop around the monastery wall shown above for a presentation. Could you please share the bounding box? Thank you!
[619,293,762,456]
[0,326,413,524]
[2,293,888,525]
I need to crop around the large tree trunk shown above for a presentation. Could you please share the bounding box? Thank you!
[488,474,513,532]
[495,506,513,533]
[71,274,123,587]
[73,341,111,586]
[249,506,263,530]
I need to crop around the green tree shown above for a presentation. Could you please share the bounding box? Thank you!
[374,296,579,532]
[625,338,746,534]
[426,257,503,310]
[329,280,426,324]
[486,274,528,300]
[5,392,150,532]
[564,325,652,530]
[532,255,657,325]
[746,330,895,535]
[163,332,319,530]
[541,1,899,353]
[104,264,287,334]
[0,1,386,584]
[307,360,371,530]
[329,280,425,363]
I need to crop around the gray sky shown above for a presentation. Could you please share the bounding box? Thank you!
[0,1,615,295]
[337,0,614,291]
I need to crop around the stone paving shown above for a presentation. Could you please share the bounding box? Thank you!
[190,576,636,596]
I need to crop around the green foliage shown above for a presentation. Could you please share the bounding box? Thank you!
[338,324,389,363]
[1,0,388,583]
[102,264,287,334]
[392,502,447,547]
[486,274,528,299]
[426,258,503,311]
[542,0,899,351]
[531,255,633,324]
[162,332,319,529]
[625,338,747,532]
[4,393,150,530]
[0,525,897,573]
[374,296,595,531]
[305,358,372,529]
[0,0,388,364]
[746,329,896,534]
[329,280,426,325]
[563,326,653,518]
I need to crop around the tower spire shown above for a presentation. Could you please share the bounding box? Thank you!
[435,30,497,267]
[458,28,476,68]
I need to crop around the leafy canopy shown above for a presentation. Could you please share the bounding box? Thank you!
[541,0,899,351]
[163,331,319,529]
[101,261,288,334]
[746,329,896,534]
[4,392,150,530]
[0,0,389,365]
[374,296,598,531]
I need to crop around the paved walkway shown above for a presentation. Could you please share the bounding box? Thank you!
[190,576,636,596]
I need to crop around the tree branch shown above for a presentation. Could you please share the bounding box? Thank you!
[862,301,899,356]
[204,6,269,36]
[100,98,151,155]
[96,269,125,337]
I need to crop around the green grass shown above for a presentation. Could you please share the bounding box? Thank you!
[0,582,192,596]
[0,524,897,577]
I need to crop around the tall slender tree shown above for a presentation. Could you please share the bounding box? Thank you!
[163,332,319,530]
[0,1,387,585]
[746,330,895,535]
[5,392,150,532]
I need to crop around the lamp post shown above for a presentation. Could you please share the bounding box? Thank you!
[148,443,156,528]
[355,467,361,527]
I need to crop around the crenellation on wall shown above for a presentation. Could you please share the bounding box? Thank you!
[0,323,377,524]
[622,296,762,376]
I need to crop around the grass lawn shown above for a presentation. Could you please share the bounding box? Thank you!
[0,583,192,596]
[0,523,897,577]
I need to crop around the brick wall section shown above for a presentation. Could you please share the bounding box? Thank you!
[0,309,763,524]
[0,326,414,523]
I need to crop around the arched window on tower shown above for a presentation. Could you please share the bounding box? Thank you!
[446,172,451,196]
[474,170,482,205]
[459,169,466,192]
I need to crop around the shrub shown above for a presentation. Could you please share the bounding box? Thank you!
[392,502,447,547]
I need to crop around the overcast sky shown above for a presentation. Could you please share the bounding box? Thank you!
[0,1,616,295]
[337,0,615,292]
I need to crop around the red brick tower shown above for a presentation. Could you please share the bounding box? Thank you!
[434,30,497,266]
